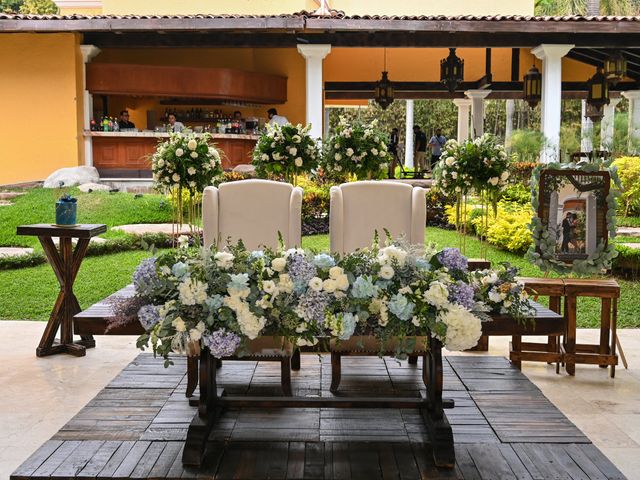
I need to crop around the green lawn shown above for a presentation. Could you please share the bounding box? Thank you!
[1,187,172,249]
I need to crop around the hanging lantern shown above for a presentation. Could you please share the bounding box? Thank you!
[523,65,542,109]
[440,48,464,93]
[586,67,610,121]
[604,51,627,86]
[374,49,394,110]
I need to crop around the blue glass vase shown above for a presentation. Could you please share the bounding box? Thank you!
[56,200,77,226]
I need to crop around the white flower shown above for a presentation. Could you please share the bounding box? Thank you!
[369,298,389,326]
[412,316,421,327]
[157,159,165,167]
[309,277,323,292]
[278,274,294,293]
[261,153,269,161]
[451,171,458,179]
[292,134,302,143]
[455,186,462,192]
[334,143,340,149]
[424,281,449,307]
[336,274,350,291]
[189,328,203,342]
[187,139,198,150]
[172,173,180,182]
[178,278,208,306]
[262,280,277,295]
[488,177,499,186]
[271,257,287,272]
[481,273,499,285]
[297,338,319,346]
[346,148,354,157]
[329,266,344,279]
[288,147,297,156]
[256,296,273,309]
[488,289,506,303]
[177,235,189,247]
[379,265,394,280]
[335,153,342,161]
[445,156,456,167]
[371,148,378,155]
[500,171,510,181]
[214,251,235,270]
[335,165,342,172]
[378,246,407,267]
[272,152,282,161]
[175,148,184,157]
[190,151,198,159]
[323,278,337,293]
[189,181,196,188]
[438,304,482,351]
[172,317,186,332]
[187,167,196,176]
[294,157,303,167]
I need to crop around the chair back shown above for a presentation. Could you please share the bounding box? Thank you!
[202,179,303,251]
[329,181,426,255]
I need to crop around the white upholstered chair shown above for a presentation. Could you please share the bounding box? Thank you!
[202,179,303,251]
[329,180,427,255]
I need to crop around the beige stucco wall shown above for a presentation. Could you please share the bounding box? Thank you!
[101,0,534,16]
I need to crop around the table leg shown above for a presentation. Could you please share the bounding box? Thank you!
[611,299,617,379]
[599,298,611,368]
[330,352,342,393]
[511,335,522,370]
[564,295,577,376]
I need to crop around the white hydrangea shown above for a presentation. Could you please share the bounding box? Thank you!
[278,274,294,293]
[178,278,208,306]
[271,257,287,272]
[214,251,235,270]
[438,304,482,351]
[423,281,449,307]
[378,245,407,267]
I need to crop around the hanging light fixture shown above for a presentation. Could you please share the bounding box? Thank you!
[374,48,394,110]
[586,67,610,121]
[440,48,464,93]
[604,51,627,86]
[523,63,542,109]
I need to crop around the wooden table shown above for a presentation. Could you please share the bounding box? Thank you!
[17,223,106,357]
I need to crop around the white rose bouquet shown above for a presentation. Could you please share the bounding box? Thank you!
[469,263,533,321]
[321,117,389,180]
[252,123,319,184]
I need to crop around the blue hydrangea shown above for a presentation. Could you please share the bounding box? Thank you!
[388,293,415,321]
[415,258,431,271]
[205,294,224,312]
[351,275,379,299]
[249,250,265,260]
[133,257,162,297]
[437,248,468,272]
[171,261,189,279]
[202,329,241,358]
[287,253,317,292]
[137,304,161,330]
[340,313,357,340]
[227,273,249,291]
[449,281,475,310]
[313,253,335,270]
[298,290,329,325]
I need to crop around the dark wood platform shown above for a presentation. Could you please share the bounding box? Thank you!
[11,354,625,480]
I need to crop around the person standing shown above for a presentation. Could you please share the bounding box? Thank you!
[267,108,289,126]
[118,110,136,129]
[413,125,427,174]
[167,113,185,132]
[561,212,572,253]
[428,128,447,170]
[388,127,399,178]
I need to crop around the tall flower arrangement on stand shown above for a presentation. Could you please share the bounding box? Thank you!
[321,117,389,180]
[252,123,319,185]
[433,134,510,257]
[151,132,223,235]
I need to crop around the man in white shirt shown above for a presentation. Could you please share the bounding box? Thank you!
[267,108,289,126]
[168,113,185,132]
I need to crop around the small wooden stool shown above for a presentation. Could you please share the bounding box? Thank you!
[563,279,620,378]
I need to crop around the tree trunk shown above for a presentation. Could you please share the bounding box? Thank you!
[586,0,600,16]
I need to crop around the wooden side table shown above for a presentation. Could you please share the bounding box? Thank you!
[17,223,107,357]
[563,279,620,377]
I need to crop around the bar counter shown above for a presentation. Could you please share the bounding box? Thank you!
[85,131,259,178]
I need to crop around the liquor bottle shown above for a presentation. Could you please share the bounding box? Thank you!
[90,119,97,131]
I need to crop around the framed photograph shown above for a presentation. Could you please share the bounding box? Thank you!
[537,169,610,265]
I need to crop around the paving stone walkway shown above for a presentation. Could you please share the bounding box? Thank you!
[0,247,34,258]
[112,224,197,235]
[617,227,640,237]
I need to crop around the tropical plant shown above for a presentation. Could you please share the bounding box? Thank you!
[612,156,640,216]
[1,0,58,13]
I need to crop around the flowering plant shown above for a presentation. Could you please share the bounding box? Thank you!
[252,123,319,184]
[469,263,533,321]
[129,241,533,365]
[321,117,389,180]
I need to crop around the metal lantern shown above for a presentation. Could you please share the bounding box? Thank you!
[604,51,627,86]
[586,67,610,121]
[523,65,542,108]
[440,48,464,93]
[374,49,394,110]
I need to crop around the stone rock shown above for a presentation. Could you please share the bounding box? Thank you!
[78,182,110,193]
[51,236,106,246]
[232,164,256,175]
[112,223,195,236]
[43,166,99,189]
[0,247,34,258]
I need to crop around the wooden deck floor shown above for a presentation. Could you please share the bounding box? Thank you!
[11,354,626,480]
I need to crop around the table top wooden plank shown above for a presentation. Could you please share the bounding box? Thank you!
[17,223,107,239]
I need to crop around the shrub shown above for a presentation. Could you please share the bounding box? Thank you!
[507,129,544,164]
[508,160,541,185]
[612,156,640,216]
[613,244,640,279]
[499,183,530,205]
[425,190,455,228]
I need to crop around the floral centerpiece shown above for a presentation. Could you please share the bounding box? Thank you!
[433,134,511,256]
[321,117,389,180]
[151,132,223,230]
[252,123,319,185]
[121,239,532,366]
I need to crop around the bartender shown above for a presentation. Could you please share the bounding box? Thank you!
[118,110,135,129]
[167,113,184,133]
[267,108,289,126]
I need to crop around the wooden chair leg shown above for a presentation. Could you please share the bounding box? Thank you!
[291,349,301,370]
[330,351,342,393]
[281,357,292,396]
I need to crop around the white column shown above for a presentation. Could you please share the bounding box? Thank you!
[505,99,515,145]
[532,44,574,163]
[404,99,414,168]
[622,90,640,153]
[80,45,101,167]
[601,97,621,151]
[297,44,331,140]
[452,98,471,142]
[464,90,491,138]
[580,99,593,153]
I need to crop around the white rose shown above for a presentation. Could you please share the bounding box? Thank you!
[261,153,269,161]
[323,278,337,293]
[378,246,407,267]
[187,139,198,150]
[189,181,196,188]
[295,157,303,167]
[329,266,344,279]
[157,159,165,167]
[278,274,294,293]
[481,273,499,285]
[271,257,287,272]
[424,281,450,307]
[262,280,276,294]
[346,148,354,157]
[175,148,184,157]
[288,147,297,156]
[335,274,349,291]
[379,265,394,280]
[187,167,196,176]
[309,277,323,292]
[214,251,235,270]
[488,177,499,186]
[190,151,198,159]
[334,153,342,161]
[172,317,186,332]
[451,171,458,179]
[488,290,504,303]
[172,173,180,182]
[371,148,378,155]
[292,134,302,143]
[445,157,456,167]
[500,171,510,181]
